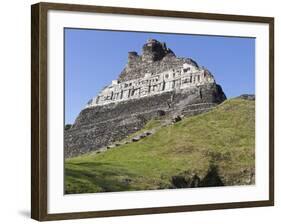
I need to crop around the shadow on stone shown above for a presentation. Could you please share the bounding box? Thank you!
[157,110,166,116]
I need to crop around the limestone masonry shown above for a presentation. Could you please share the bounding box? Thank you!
[65,39,226,158]
[87,39,215,107]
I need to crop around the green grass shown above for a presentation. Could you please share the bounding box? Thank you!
[65,99,255,194]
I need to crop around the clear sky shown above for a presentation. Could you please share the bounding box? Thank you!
[65,28,255,124]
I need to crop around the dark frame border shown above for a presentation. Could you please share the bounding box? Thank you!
[31,2,274,221]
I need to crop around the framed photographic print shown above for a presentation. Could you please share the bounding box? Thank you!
[31,2,274,221]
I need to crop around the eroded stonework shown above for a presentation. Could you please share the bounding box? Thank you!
[65,39,226,158]
[87,64,215,107]
[87,39,215,107]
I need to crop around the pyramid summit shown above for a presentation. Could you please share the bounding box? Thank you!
[118,39,197,82]
[65,39,226,158]
[87,39,217,108]
[140,38,175,62]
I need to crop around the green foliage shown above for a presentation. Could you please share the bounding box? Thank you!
[65,99,255,193]
[64,124,72,131]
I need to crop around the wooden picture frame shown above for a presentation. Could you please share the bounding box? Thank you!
[31,2,274,221]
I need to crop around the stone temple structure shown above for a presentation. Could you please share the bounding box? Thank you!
[65,39,226,158]
[87,60,215,107]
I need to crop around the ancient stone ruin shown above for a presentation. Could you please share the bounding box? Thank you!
[65,39,226,158]
[87,39,215,107]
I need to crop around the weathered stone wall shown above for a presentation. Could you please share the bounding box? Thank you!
[118,39,198,82]
[65,83,226,158]
[87,67,215,107]
[88,39,215,108]
[65,39,227,158]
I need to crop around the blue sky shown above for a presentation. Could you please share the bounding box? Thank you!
[65,28,255,124]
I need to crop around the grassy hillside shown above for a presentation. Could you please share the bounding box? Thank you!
[65,98,255,194]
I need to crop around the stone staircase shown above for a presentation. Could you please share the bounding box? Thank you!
[83,102,219,156]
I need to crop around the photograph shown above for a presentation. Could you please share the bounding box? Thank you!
[0,0,277,223]
[30,2,274,220]
[64,29,255,194]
